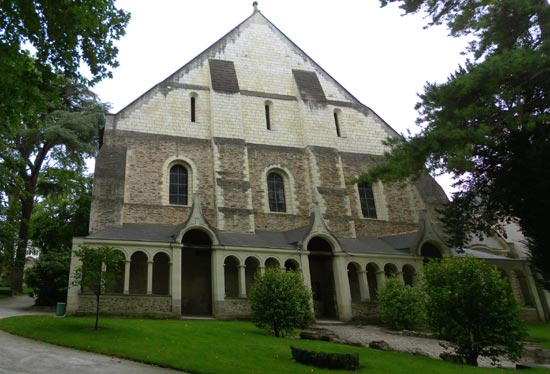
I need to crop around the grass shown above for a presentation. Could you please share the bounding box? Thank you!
[0,316,547,374]
[526,323,550,349]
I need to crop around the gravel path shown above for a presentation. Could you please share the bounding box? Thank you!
[315,324,518,369]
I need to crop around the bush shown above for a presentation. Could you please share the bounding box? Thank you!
[377,277,426,330]
[249,268,313,337]
[290,346,359,370]
[25,249,70,306]
[423,256,525,366]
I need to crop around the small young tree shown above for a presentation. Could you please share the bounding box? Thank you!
[249,268,313,337]
[72,246,124,330]
[377,277,426,330]
[423,256,524,366]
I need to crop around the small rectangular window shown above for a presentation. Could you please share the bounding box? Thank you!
[358,182,377,219]
[191,97,196,122]
[265,104,271,130]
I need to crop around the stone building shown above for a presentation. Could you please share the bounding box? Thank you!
[67,4,549,321]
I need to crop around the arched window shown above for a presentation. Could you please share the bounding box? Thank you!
[333,110,341,137]
[358,182,377,218]
[267,172,286,212]
[190,96,196,122]
[169,165,188,205]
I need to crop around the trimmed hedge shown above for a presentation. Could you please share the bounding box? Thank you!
[290,346,360,370]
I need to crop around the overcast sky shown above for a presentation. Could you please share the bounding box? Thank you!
[93,0,470,196]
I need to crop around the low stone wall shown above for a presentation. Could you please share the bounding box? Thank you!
[216,297,250,319]
[521,307,541,323]
[76,294,173,317]
[351,301,381,323]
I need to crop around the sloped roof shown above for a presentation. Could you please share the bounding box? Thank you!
[85,223,417,256]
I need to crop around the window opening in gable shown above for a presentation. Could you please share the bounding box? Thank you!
[267,172,286,212]
[169,165,188,205]
[265,104,271,130]
[334,111,341,137]
[358,182,377,218]
[190,96,196,122]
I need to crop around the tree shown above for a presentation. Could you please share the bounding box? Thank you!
[364,1,550,288]
[423,256,524,366]
[249,268,313,337]
[72,246,125,330]
[0,78,106,294]
[25,249,70,306]
[377,277,426,330]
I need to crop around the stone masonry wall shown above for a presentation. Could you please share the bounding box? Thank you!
[77,294,173,316]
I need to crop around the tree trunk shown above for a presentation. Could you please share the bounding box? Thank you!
[12,197,34,294]
[95,293,100,330]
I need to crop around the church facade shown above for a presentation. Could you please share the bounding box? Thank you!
[67,5,549,322]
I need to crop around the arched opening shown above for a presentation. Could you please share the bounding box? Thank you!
[245,257,260,296]
[105,250,125,293]
[307,236,336,318]
[421,242,442,264]
[181,229,212,315]
[224,256,239,298]
[347,262,361,303]
[265,257,280,269]
[284,259,299,271]
[384,263,398,278]
[267,172,286,212]
[514,270,534,307]
[129,251,147,294]
[169,164,188,205]
[366,263,379,301]
[402,264,416,286]
[152,252,170,295]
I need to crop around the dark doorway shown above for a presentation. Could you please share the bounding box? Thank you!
[181,229,212,315]
[308,237,336,319]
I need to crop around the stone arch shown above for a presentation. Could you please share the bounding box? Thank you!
[245,256,260,295]
[181,228,214,247]
[153,252,170,295]
[347,262,361,303]
[420,241,443,263]
[366,262,380,301]
[161,155,199,206]
[284,259,299,271]
[106,249,125,294]
[308,235,336,318]
[129,251,148,294]
[262,164,296,214]
[384,263,398,278]
[402,264,416,286]
[265,257,280,268]
[224,255,240,298]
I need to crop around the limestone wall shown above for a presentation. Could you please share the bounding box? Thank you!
[77,294,173,317]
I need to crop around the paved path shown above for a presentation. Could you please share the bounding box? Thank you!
[0,295,181,374]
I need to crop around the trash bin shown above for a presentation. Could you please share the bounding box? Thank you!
[55,302,66,317]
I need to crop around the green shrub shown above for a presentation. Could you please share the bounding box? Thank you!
[377,277,426,330]
[290,346,359,370]
[249,268,313,337]
[423,256,525,366]
[25,249,70,306]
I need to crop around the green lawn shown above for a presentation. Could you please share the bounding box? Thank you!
[526,323,550,349]
[0,317,546,374]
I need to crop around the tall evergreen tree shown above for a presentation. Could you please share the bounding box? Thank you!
[363,0,550,288]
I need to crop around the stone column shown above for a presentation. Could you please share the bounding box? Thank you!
[211,248,225,317]
[238,265,247,298]
[147,260,153,295]
[259,266,266,276]
[66,242,83,315]
[169,261,173,295]
[377,270,386,288]
[397,271,405,284]
[332,254,352,321]
[358,270,370,301]
[171,247,182,315]
[123,260,131,294]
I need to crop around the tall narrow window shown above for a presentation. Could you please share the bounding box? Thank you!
[334,111,341,137]
[267,173,286,212]
[265,104,271,130]
[358,182,377,218]
[190,96,196,122]
[169,165,188,205]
